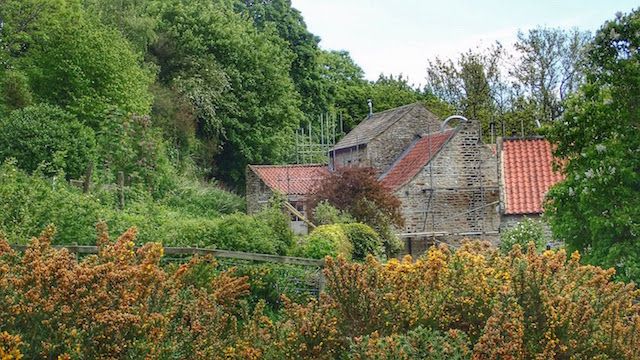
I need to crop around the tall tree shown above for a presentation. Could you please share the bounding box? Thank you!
[152,0,303,185]
[81,0,158,53]
[234,0,331,116]
[0,0,153,125]
[546,9,640,282]
[318,50,370,131]
[512,27,591,122]
[426,44,506,139]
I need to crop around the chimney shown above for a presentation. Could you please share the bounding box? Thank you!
[367,99,373,118]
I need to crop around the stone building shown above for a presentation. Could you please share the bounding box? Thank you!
[245,102,564,254]
[497,137,564,238]
[246,164,328,234]
[376,116,501,254]
[330,103,442,173]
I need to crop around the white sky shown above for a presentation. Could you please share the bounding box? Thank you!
[291,0,638,87]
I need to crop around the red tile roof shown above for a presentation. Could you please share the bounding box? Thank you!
[380,129,456,191]
[249,164,329,195]
[502,138,564,215]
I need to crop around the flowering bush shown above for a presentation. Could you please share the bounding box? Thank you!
[1,227,639,359]
[499,217,546,253]
[349,327,471,360]
[0,224,256,359]
[322,243,640,359]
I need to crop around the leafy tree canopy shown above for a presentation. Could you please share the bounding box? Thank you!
[0,104,96,178]
[153,0,303,184]
[546,9,640,282]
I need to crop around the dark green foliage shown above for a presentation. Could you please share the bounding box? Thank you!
[0,105,96,178]
[0,160,103,244]
[158,178,245,218]
[254,203,295,254]
[82,0,159,53]
[348,327,471,360]
[96,110,176,196]
[0,163,291,255]
[234,0,330,116]
[211,212,289,255]
[234,262,318,310]
[546,9,640,282]
[153,0,303,185]
[342,223,384,260]
[0,70,33,112]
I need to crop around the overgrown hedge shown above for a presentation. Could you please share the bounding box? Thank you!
[0,162,294,254]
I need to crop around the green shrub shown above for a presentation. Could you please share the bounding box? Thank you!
[312,200,354,225]
[499,218,546,254]
[1,70,33,112]
[0,105,96,178]
[254,205,295,255]
[342,223,384,260]
[0,161,102,244]
[0,162,288,254]
[295,224,353,260]
[96,110,177,197]
[233,262,318,310]
[349,327,471,359]
[211,213,284,254]
[158,177,245,217]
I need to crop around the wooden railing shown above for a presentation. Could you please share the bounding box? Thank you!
[9,245,324,268]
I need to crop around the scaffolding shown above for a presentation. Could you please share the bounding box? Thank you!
[294,112,344,164]
[403,115,500,252]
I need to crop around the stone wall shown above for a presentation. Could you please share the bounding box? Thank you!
[245,168,274,214]
[331,145,368,169]
[368,105,442,173]
[395,118,500,256]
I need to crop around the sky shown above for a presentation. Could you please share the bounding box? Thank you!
[290,0,638,87]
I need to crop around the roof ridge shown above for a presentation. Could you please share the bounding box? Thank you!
[334,103,422,151]
[370,101,421,116]
[249,163,327,169]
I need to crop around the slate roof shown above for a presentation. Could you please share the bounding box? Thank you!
[501,138,564,215]
[333,102,440,150]
[379,129,457,191]
[249,164,329,195]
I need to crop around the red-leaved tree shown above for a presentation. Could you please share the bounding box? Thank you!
[307,167,404,255]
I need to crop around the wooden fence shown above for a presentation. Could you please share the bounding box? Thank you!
[10,244,326,293]
[9,245,324,267]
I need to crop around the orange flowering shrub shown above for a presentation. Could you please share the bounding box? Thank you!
[349,327,471,360]
[323,242,640,359]
[323,242,506,339]
[1,227,639,359]
[0,225,258,359]
[0,331,23,360]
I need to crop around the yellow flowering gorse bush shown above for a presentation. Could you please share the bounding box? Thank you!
[1,227,639,359]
